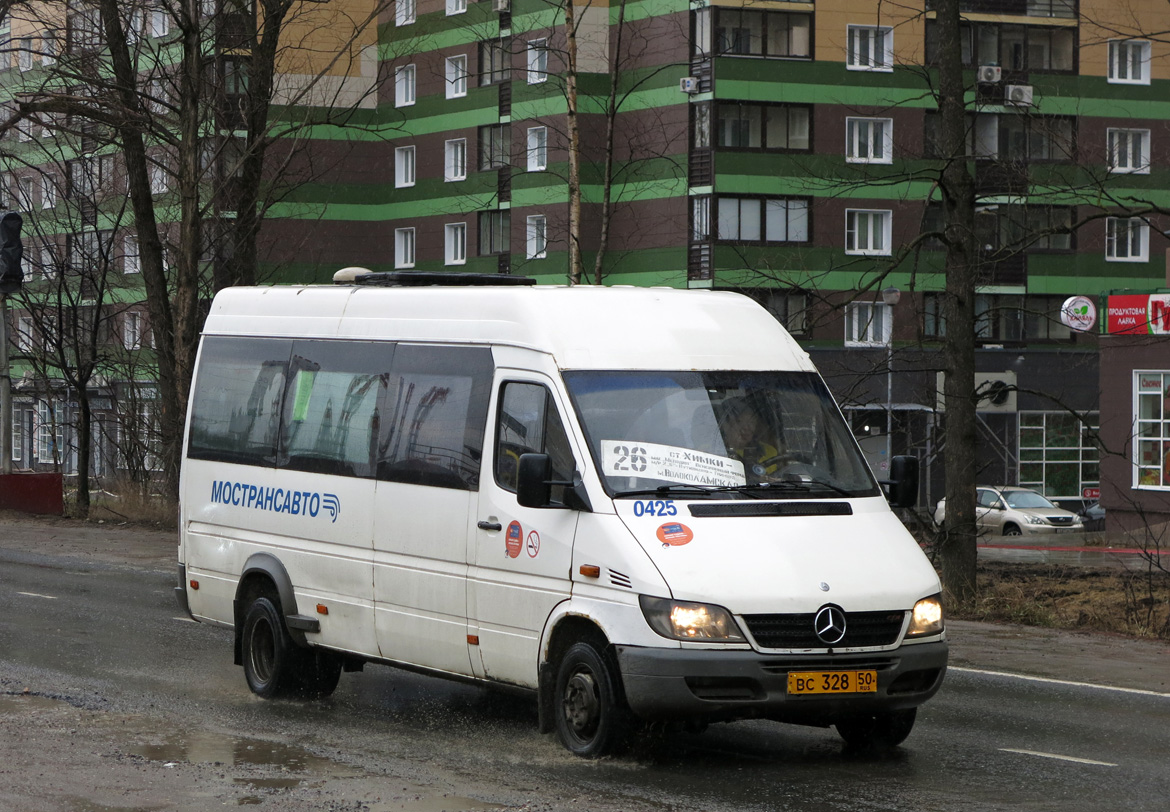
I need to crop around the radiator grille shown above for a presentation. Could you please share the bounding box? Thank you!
[743,610,905,649]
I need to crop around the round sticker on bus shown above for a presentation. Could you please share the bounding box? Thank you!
[657,522,694,546]
[505,521,523,558]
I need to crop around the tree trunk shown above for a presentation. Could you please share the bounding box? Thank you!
[936,0,979,605]
[564,1,583,285]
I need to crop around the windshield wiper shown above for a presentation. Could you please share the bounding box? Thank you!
[760,476,854,497]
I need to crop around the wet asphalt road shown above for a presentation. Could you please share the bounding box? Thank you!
[2,537,1169,811]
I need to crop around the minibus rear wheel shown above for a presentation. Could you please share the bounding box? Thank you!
[554,641,633,758]
[835,708,916,750]
[241,594,302,699]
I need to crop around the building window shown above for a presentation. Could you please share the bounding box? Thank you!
[478,124,510,170]
[1019,411,1099,498]
[17,316,34,353]
[1105,217,1148,262]
[692,196,710,242]
[977,114,1075,162]
[845,302,892,347]
[713,11,811,58]
[717,197,809,243]
[1107,128,1150,174]
[124,311,143,350]
[924,294,947,338]
[1108,39,1151,84]
[42,29,57,67]
[445,139,467,181]
[526,215,547,259]
[447,0,467,15]
[975,294,1024,342]
[1134,373,1170,489]
[970,204,1074,253]
[757,289,808,335]
[446,55,468,99]
[527,39,548,84]
[40,244,56,279]
[150,9,169,38]
[527,127,547,171]
[149,162,168,195]
[395,0,415,26]
[479,210,510,255]
[847,25,892,71]
[395,64,416,107]
[18,37,33,71]
[445,222,467,265]
[480,40,510,86]
[925,22,1075,72]
[36,400,63,465]
[394,227,415,268]
[715,103,810,150]
[124,233,140,274]
[395,146,416,188]
[846,117,893,163]
[845,209,891,255]
[17,176,35,209]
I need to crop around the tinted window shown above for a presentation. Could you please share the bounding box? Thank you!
[188,336,291,466]
[279,340,391,478]
[495,382,575,501]
[376,345,493,490]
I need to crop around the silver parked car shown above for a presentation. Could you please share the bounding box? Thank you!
[933,486,1084,536]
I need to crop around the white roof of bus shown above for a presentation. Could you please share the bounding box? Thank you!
[202,284,814,372]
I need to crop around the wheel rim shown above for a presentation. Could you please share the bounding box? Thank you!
[249,617,276,684]
[562,667,601,742]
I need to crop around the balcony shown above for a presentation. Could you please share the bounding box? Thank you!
[926,0,1075,18]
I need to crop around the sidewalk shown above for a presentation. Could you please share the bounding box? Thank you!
[3,510,1169,695]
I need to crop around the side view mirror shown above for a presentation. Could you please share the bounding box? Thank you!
[516,453,592,512]
[884,455,918,508]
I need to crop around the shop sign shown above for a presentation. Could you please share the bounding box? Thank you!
[1105,293,1170,335]
[1060,296,1097,332]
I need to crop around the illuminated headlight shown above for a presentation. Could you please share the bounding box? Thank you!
[639,595,745,642]
[1026,515,1047,525]
[906,595,944,638]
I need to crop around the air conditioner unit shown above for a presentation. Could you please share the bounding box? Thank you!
[1005,84,1033,106]
[934,371,1018,413]
[977,65,1002,83]
[680,76,699,94]
[492,0,510,11]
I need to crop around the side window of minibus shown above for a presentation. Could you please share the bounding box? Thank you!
[495,382,574,501]
[376,345,493,490]
[188,336,292,466]
[279,340,390,479]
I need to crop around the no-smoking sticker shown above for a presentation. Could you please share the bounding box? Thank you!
[526,530,541,558]
[505,521,523,558]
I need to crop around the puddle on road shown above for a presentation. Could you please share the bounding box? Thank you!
[128,729,343,772]
[369,796,504,812]
[0,693,64,713]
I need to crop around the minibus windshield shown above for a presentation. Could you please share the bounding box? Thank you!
[563,370,880,499]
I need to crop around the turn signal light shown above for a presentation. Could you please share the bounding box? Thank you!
[189,580,199,590]
[579,565,601,578]
[316,604,329,615]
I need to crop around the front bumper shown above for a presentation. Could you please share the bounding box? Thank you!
[616,640,947,725]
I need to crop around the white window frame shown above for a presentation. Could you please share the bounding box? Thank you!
[395,146,416,188]
[526,215,547,259]
[396,0,416,26]
[42,29,56,67]
[17,316,34,353]
[845,209,891,255]
[1105,216,1149,262]
[17,176,35,209]
[124,311,143,350]
[846,117,893,164]
[527,126,548,171]
[1108,39,1151,85]
[394,227,416,269]
[847,25,893,71]
[527,39,549,84]
[40,244,55,279]
[41,173,56,209]
[1134,372,1170,490]
[844,302,892,347]
[149,161,168,195]
[124,233,140,274]
[444,139,467,182]
[395,64,416,107]
[1107,128,1150,174]
[149,9,169,39]
[18,37,33,71]
[447,0,467,14]
[445,222,467,265]
[446,55,468,99]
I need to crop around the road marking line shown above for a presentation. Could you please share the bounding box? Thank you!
[951,666,1170,698]
[1000,748,1117,767]
[16,592,57,600]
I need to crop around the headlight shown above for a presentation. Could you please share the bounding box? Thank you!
[906,595,944,638]
[1026,515,1047,525]
[639,595,745,641]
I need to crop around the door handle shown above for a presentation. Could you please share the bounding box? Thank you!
[477,520,502,531]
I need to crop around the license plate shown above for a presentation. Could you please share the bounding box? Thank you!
[1055,527,1075,533]
[788,670,877,695]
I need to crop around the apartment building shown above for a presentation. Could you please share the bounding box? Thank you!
[3,0,1169,512]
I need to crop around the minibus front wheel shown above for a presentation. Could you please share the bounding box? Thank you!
[554,641,633,758]
[835,707,916,750]
[241,592,341,700]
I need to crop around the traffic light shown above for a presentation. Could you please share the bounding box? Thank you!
[0,211,24,294]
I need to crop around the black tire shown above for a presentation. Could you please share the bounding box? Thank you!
[835,707,917,750]
[554,641,633,758]
[1003,524,1022,536]
[241,595,302,699]
[297,649,343,699]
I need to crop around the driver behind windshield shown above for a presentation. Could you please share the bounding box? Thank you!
[718,395,781,481]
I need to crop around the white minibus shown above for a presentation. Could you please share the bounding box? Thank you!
[176,272,947,757]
